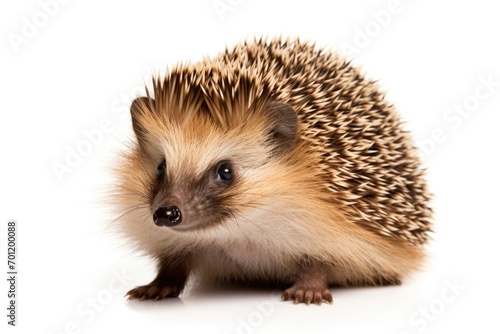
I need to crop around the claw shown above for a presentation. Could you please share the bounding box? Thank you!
[304,291,313,305]
[326,295,334,304]
[281,290,290,301]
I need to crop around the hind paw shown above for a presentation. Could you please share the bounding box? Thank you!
[281,285,333,305]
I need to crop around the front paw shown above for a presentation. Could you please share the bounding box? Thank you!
[282,285,333,305]
[125,283,182,301]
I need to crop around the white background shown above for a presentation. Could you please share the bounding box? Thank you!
[1,0,499,333]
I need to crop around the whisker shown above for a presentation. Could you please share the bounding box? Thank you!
[114,184,150,201]
[111,203,149,224]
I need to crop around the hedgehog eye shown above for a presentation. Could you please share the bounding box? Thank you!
[216,161,233,182]
[157,159,166,178]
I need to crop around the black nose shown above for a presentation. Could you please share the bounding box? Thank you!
[153,206,182,227]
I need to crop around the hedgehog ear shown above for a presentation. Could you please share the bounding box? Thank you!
[130,97,154,147]
[266,101,298,153]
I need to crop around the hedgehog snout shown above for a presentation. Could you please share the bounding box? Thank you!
[153,206,182,227]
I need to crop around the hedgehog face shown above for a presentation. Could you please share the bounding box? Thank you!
[124,96,300,234]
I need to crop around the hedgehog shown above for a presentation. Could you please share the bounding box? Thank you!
[114,37,432,305]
